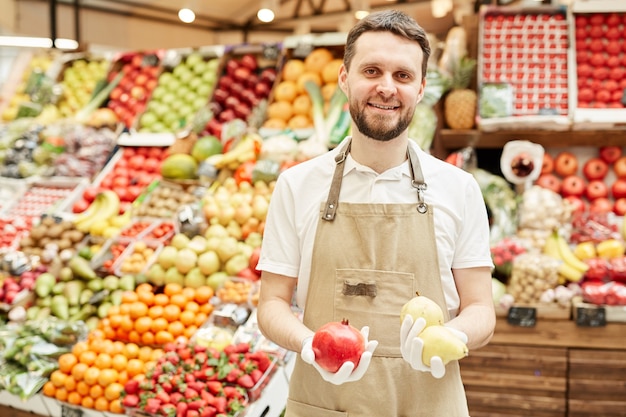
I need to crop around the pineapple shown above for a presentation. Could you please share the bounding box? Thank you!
[444,56,477,130]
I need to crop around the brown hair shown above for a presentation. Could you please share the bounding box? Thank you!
[343,10,431,79]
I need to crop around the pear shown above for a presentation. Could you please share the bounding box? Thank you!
[400,292,444,328]
[420,325,468,366]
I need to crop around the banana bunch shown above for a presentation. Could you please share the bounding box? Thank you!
[73,190,121,233]
[205,133,262,171]
[543,231,589,283]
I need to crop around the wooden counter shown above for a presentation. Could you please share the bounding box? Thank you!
[462,318,626,417]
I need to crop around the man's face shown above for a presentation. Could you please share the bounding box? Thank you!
[339,31,426,142]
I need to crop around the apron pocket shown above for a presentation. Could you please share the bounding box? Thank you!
[286,398,348,417]
[334,269,414,357]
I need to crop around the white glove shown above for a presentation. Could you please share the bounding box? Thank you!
[301,326,378,385]
[400,315,468,379]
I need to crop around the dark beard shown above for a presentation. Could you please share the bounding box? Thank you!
[351,103,411,142]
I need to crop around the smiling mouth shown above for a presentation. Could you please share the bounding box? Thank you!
[369,103,399,110]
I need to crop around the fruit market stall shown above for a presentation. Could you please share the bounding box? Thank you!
[1,3,626,417]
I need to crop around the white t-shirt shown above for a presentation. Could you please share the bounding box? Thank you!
[257,139,493,318]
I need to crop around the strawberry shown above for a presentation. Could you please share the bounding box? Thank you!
[225,367,243,383]
[188,381,205,393]
[170,392,184,404]
[250,368,264,384]
[187,399,205,410]
[200,406,217,417]
[155,391,170,405]
[193,344,207,353]
[144,398,161,414]
[159,403,176,417]
[236,374,254,389]
[209,396,227,413]
[124,379,140,395]
[176,402,189,417]
[122,394,139,408]
[186,410,200,417]
[223,386,244,401]
[185,388,200,400]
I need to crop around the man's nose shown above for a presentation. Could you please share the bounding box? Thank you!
[376,74,397,96]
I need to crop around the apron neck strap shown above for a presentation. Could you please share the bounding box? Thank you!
[408,144,428,214]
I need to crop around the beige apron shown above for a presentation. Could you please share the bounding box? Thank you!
[285,139,469,417]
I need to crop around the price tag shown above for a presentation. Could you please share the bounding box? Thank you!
[61,404,83,417]
[576,306,606,327]
[538,107,559,116]
[293,41,314,58]
[142,53,160,67]
[262,43,281,60]
[506,306,537,327]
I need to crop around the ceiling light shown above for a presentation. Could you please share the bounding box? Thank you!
[0,36,78,50]
[352,0,370,19]
[178,8,196,23]
[431,0,452,18]
[257,0,279,23]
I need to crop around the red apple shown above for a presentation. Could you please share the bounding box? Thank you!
[564,195,586,214]
[611,178,626,199]
[311,319,365,373]
[585,180,609,200]
[248,247,261,274]
[541,153,555,174]
[614,156,626,178]
[614,198,626,216]
[600,146,622,164]
[561,175,586,197]
[240,54,258,72]
[554,151,579,177]
[582,157,609,181]
[590,197,613,213]
[536,173,562,194]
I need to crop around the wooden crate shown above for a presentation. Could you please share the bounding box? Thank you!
[568,349,626,417]
[461,344,567,417]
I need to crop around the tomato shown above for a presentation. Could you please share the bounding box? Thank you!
[72,199,90,214]
[129,154,146,170]
[233,161,255,185]
[144,157,160,173]
[123,147,136,158]
[112,176,130,188]
[113,166,130,179]
[147,147,164,159]
[82,187,99,203]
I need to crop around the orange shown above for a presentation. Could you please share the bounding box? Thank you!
[137,290,155,307]
[292,94,312,116]
[58,353,78,374]
[128,330,141,344]
[129,301,149,319]
[112,340,125,355]
[50,370,66,388]
[72,341,89,357]
[81,396,94,409]
[184,325,198,340]
[71,362,88,381]
[194,286,214,304]
[138,346,153,363]
[282,59,305,82]
[119,303,131,315]
[111,353,128,372]
[109,314,123,329]
[151,348,164,362]
[42,381,56,397]
[179,310,195,327]
[182,287,196,301]
[88,329,106,341]
[184,301,200,313]
[141,331,155,346]
[89,338,106,355]
[121,291,139,304]
[134,316,153,333]
[151,317,169,333]
[67,391,82,406]
[54,387,68,402]
[155,330,174,345]
[107,305,121,317]
[109,398,124,414]
[63,375,76,392]
[103,325,116,340]
[136,283,154,294]
[83,366,100,386]
[117,370,129,385]
[79,350,97,366]
[153,293,170,306]
[148,305,164,319]
[127,358,145,378]
[116,328,130,342]
[274,81,298,102]
[199,302,214,315]
[94,353,112,370]
[76,380,90,397]
[163,304,181,322]
[124,342,140,359]
[267,100,293,122]
[104,382,124,401]
[164,283,183,297]
[120,315,134,332]
[167,321,185,337]
[194,312,208,327]
[89,384,103,399]
[98,368,119,386]
[94,396,109,411]
[170,294,187,310]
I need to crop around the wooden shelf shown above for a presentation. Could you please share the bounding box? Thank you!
[438,129,626,151]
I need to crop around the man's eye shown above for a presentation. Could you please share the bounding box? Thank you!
[364,68,377,75]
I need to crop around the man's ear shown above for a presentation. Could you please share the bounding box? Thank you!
[338,64,348,94]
